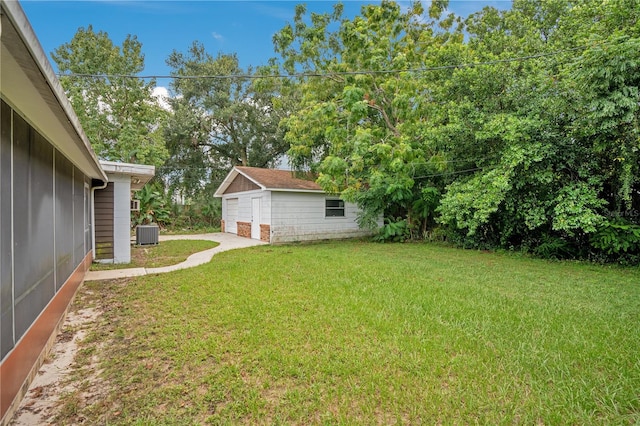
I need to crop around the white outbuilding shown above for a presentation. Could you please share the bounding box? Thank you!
[214,166,379,243]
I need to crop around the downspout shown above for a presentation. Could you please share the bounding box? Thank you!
[91,179,108,260]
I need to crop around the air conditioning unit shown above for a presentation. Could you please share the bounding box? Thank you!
[130,199,140,211]
[136,224,159,245]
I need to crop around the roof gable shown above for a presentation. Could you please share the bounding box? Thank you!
[237,167,322,191]
[215,166,323,196]
[223,173,260,194]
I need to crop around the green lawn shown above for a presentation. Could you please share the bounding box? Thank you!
[66,241,639,424]
[90,239,219,270]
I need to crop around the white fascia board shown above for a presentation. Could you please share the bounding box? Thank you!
[99,161,155,177]
[100,161,156,191]
[221,188,264,197]
[266,188,325,194]
[214,168,239,197]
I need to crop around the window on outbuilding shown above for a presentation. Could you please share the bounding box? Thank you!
[325,199,345,217]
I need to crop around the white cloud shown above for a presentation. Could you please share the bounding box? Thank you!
[212,31,224,41]
[152,86,172,111]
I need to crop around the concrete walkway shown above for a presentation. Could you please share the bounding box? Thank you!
[85,233,266,281]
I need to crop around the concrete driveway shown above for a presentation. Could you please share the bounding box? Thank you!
[85,233,266,281]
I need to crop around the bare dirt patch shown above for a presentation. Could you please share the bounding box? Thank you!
[10,297,103,425]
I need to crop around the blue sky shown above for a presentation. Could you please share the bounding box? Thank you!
[21,1,511,78]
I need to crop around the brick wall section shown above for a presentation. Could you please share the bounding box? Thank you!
[237,221,251,238]
[260,224,270,242]
[220,220,225,233]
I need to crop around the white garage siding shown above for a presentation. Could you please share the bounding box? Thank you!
[223,191,271,237]
[270,192,374,244]
[225,198,239,234]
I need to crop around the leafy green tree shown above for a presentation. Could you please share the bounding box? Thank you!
[162,42,288,198]
[275,1,465,234]
[276,0,638,261]
[434,0,639,260]
[444,0,640,258]
[52,26,168,167]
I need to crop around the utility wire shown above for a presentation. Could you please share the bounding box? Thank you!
[412,166,486,180]
[158,155,498,170]
[56,44,590,81]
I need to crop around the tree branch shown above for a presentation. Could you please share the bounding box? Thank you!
[370,80,400,137]
[367,101,400,137]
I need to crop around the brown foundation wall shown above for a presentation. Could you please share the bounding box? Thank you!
[237,221,251,238]
[260,224,270,242]
[0,252,92,425]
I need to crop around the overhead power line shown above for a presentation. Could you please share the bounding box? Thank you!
[56,44,591,81]
[412,166,486,180]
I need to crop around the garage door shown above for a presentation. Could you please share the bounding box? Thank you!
[226,198,238,234]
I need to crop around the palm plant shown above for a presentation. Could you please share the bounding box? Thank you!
[132,182,170,227]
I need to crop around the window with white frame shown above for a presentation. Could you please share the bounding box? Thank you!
[325,198,345,217]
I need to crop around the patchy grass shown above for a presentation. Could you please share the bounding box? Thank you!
[67,241,639,424]
[90,240,219,270]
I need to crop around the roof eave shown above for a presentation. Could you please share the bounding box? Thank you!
[99,161,156,191]
[214,168,236,197]
[214,167,326,196]
[0,0,107,182]
[266,188,325,193]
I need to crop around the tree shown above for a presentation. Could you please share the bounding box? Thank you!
[274,1,465,234]
[52,26,168,167]
[435,0,640,259]
[276,0,639,261]
[162,42,288,198]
